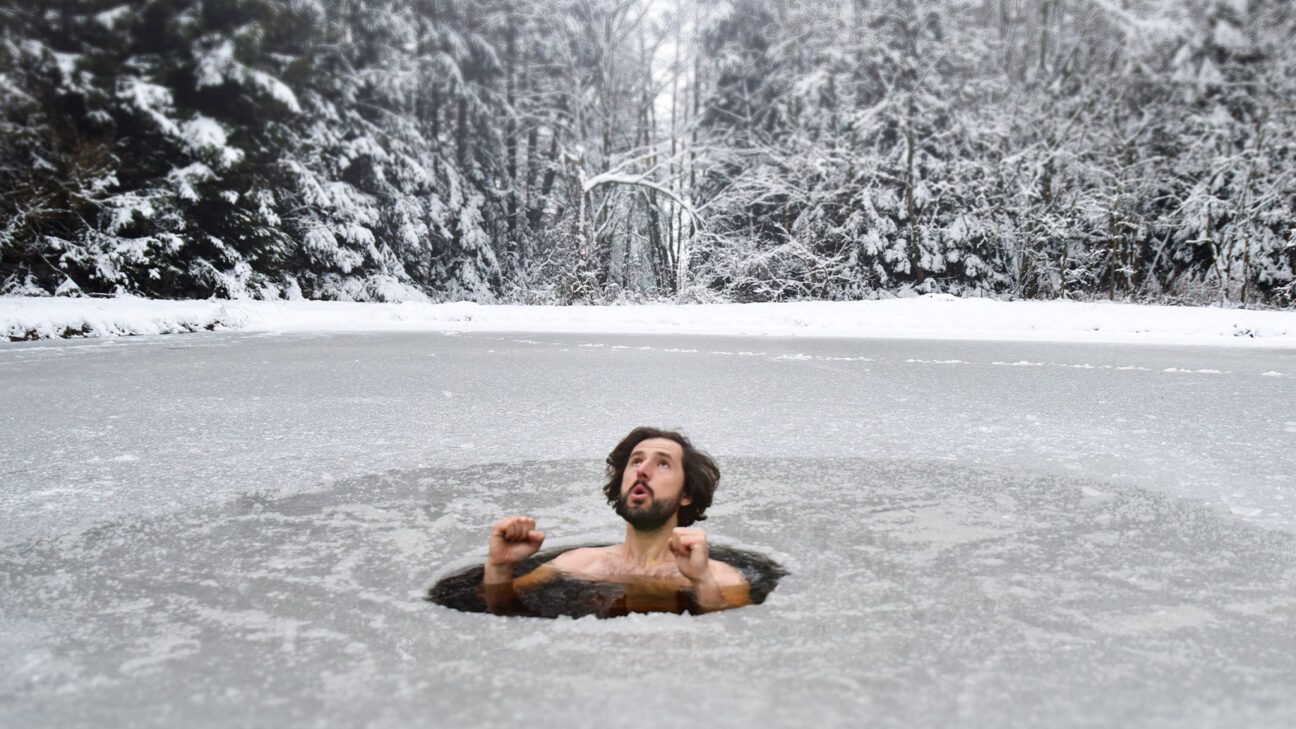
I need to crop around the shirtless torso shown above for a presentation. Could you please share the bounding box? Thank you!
[483,434,750,615]
[486,526,751,615]
[547,543,746,586]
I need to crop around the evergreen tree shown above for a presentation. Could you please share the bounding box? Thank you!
[1,0,1292,307]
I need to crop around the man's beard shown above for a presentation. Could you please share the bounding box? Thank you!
[615,487,680,532]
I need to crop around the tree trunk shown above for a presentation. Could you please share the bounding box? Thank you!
[1241,238,1250,309]
[1059,241,1068,299]
[455,98,467,166]
[430,90,441,142]
[905,95,924,284]
[504,1,518,243]
[1038,0,1053,78]
[1108,211,1117,300]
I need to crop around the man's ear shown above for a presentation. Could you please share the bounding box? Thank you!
[681,488,693,507]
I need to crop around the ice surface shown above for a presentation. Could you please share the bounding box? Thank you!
[2,331,1292,543]
[2,459,1294,728]
[2,331,1295,726]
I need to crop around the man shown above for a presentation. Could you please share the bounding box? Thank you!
[483,426,750,615]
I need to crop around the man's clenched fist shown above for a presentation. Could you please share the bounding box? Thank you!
[669,527,712,585]
[485,516,545,584]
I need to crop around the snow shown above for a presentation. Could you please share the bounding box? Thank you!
[362,275,430,304]
[181,116,243,168]
[194,39,237,89]
[1213,19,1249,52]
[582,171,702,227]
[1198,56,1224,88]
[2,327,1294,727]
[2,296,249,339]
[195,39,301,113]
[51,51,80,80]
[2,294,1293,347]
[94,5,131,30]
[167,162,214,202]
[104,193,158,235]
[249,69,302,113]
[3,445,1295,726]
[117,78,179,136]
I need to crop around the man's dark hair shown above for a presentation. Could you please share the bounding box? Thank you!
[602,426,720,527]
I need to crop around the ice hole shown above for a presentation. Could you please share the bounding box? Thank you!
[426,544,787,619]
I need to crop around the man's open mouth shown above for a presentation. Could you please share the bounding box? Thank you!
[629,481,651,499]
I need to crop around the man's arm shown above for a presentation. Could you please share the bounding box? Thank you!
[482,516,552,615]
[669,527,752,613]
[481,564,561,615]
[687,565,751,613]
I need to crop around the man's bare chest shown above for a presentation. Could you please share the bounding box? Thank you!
[565,555,689,584]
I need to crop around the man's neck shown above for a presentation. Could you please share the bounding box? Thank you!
[621,520,677,567]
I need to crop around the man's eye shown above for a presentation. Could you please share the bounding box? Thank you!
[658,461,670,468]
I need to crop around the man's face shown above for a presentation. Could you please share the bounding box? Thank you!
[615,437,690,531]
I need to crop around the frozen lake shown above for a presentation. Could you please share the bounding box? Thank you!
[2,331,1295,727]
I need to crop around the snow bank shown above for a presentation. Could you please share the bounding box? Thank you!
[2,294,1294,347]
[2,296,250,340]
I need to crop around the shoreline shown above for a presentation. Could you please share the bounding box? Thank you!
[3,294,1294,348]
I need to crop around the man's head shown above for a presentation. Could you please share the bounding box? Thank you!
[602,427,719,531]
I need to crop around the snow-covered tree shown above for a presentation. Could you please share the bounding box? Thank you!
[1,0,1292,307]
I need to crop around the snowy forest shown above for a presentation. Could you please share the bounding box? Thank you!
[1,0,1293,307]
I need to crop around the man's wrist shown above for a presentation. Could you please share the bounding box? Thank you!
[483,562,516,584]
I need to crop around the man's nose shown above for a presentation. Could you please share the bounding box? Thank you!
[635,460,652,479]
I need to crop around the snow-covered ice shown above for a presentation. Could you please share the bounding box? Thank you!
[3,457,1294,728]
[2,315,1295,727]
[3,294,1295,347]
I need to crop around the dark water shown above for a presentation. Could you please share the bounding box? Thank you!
[427,544,788,619]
